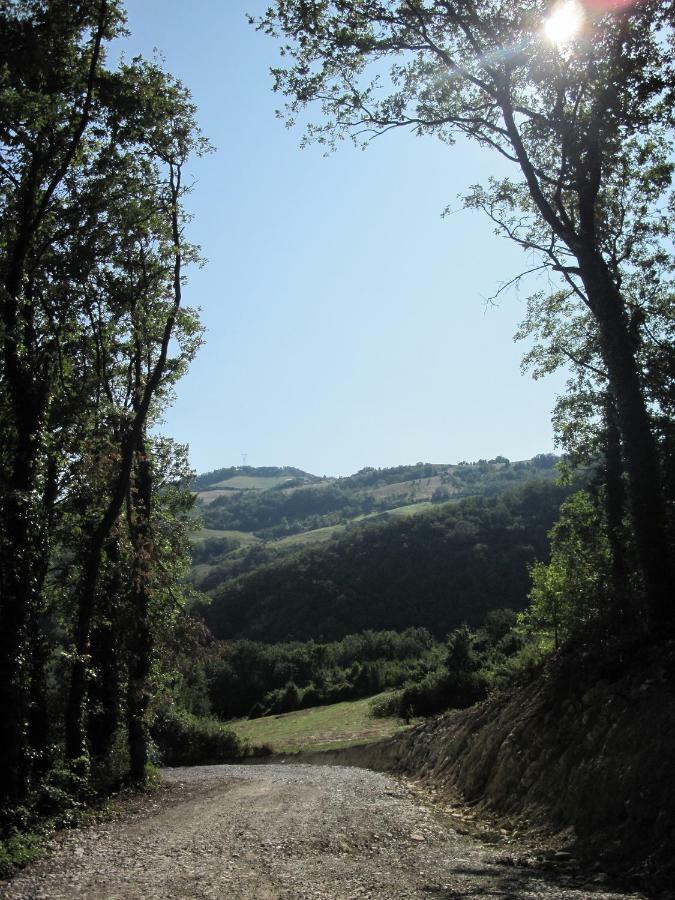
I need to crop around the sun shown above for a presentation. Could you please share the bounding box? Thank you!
[543,0,585,47]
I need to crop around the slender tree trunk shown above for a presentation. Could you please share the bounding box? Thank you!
[127,438,153,783]
[581,254,673,634]
[65,546,104,768]
[28,455,60,775]
[87,542,123,770]
[87,621,121,764]
[64,431,138,767]
[0,389,47,808]
[603,398,633,636]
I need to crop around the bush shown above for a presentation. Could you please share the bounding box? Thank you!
[388,670,489,721]
[0,830,44,880]
[152,708,248,766]
[369,692,403,719]
[300,685,323,708]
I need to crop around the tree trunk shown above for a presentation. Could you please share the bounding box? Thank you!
[127,439,153,783]
[581,253,673,635]
[65,432,138,768]
[603,397,634,636]
[87,624,121,772]
[0,393,46,808]
[64,548,103,769]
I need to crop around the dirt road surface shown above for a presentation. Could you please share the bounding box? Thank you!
[1,764,644,899]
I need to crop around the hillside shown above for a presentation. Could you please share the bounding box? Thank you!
[194,479,571,643]
[188,454,562,594]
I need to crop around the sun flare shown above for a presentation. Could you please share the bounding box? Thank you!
[543,0,585,46]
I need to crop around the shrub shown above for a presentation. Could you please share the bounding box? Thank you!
[369,692,403,719]
[152,708,247,766]
[387,670,489,721]
[0,830,44,880]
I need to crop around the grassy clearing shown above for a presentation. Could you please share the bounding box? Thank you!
[269,502,438,548]
[227,694,408,753]
[196,489,240,505]
[190,528,260,545]
[387,501,436,518]
[211,475,294,491]
[271,523,348,548]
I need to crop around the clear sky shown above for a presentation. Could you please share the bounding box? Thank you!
[120,1,568,477]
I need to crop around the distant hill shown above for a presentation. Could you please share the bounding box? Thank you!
[193,465,319,493]
[192,454,560,542]
[194,478,571,643]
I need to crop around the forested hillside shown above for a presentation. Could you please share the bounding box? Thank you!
[195,479,570,642]
[188,454,562,587]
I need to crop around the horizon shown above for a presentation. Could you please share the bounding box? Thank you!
[121,0,569,478]
[193,451,558,480]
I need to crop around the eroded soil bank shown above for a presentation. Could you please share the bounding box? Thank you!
[0,765,643,899]
[318,644,675,897]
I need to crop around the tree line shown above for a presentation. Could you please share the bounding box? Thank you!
[0,0,205,833]
[197,454,560,538]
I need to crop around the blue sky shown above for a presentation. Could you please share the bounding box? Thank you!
[121,0,567,477]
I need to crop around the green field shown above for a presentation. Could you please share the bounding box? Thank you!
[262,503,438,549]
[271,522,348,548]
[387,501,436,518]
[211,474,295,491]
[191,528,260,545]
[228,694,408,753]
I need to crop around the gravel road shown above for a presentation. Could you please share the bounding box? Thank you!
[1,764,644,899]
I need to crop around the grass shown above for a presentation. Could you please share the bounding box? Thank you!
[271,522,348,548]
[387,501,436,518]
[190,528,260,545]
[210,475,295,491]
[196,489,240,505]
[226,693,409,754]
[269,501,438,548]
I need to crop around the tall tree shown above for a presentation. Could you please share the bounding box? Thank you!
[0,1,205,807]
[0,0,124,805]
[255,0,675,632]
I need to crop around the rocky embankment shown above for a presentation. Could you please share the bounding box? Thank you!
[318,643,675,896]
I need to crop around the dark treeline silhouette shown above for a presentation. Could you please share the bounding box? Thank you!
[0,0,208,839]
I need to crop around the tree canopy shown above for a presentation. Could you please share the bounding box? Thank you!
[0,0,207,820]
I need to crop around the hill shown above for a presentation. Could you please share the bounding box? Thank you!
[188,454,563,592]
[195,479,571,643]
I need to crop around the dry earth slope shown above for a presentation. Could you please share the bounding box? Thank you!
[323,643,675,896]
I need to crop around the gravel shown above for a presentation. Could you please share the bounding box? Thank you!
[0,764,645,899]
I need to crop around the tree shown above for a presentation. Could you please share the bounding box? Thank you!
[0,0,206,809]
[255,0,674,633]
[0,0,126,806]
[526,490,613,646]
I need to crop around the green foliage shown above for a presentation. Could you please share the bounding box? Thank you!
[0,830,45,880]
[198,480,570,643]
[150,708,250,767]
[374,611,532,720]
[195,456,560,540]
[524,491,613,647]
[0,0,206,823]
[203,627,439,720]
